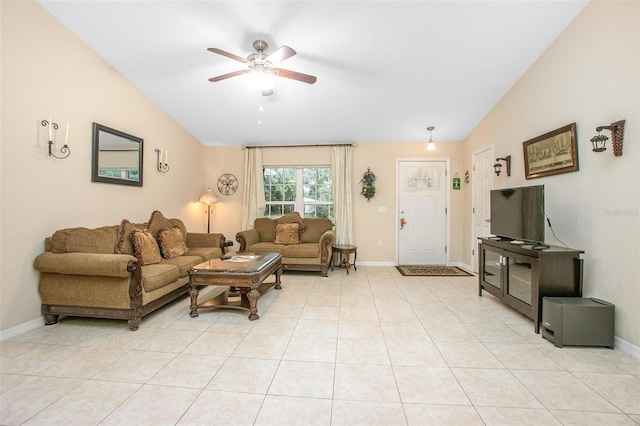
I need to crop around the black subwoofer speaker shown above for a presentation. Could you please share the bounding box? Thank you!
[542,297,614,349]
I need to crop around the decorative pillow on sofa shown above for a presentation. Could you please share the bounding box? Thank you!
[157,226,189,258]
[130,229,163,265]
[276,212,307,233]
[168,218,188,241]
[274,223,301,245]
[147,210,174,236]
[115,219,147,256]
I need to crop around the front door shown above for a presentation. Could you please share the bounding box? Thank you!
[472,146,494,272]
[398,160,447,265]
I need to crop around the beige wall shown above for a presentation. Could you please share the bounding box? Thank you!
[206,141,466,264]
[462,0,639,346]
[0,2,209,332]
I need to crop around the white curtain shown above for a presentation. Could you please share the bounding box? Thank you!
[331,145,354,244]
[241,147,266,230]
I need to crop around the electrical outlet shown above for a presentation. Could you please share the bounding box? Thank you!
[377,240,383,247]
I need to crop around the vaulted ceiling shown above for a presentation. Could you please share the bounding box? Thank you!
[39,1,588,147]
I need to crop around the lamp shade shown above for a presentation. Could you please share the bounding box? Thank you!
[198,188,219,205]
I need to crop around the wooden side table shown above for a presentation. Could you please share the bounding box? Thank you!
[332,244,357,274]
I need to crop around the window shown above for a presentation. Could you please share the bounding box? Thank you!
[98,169,139,181]
[264,166,333,220]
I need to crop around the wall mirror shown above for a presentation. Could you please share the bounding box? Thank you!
[92,122,143,187]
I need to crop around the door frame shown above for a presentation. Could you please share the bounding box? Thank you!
[471,145,494,272]
[395,157,451,266]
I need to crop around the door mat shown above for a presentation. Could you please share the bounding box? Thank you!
[396,266,472,277]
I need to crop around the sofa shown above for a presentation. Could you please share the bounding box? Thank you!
[33,210,226,330]
[235,212,335,277]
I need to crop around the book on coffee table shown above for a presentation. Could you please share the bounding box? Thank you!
[223,254,261,262]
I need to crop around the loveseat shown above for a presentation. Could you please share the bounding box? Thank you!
[33,211,226,330]
[235,212,335,277]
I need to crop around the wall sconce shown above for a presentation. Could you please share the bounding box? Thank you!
[198,187,220,233]
[41,119,71,159]
[426,126,436,151]
[155,148,170,173]
[493,155,511,177]
[590,120,625,156]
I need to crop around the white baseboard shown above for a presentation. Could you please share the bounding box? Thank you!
[356,261,396,267]
[0,317,44,342]
[615,336,640,359]
[449,261,475,275]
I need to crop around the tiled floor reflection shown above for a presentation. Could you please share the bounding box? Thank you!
[1,267,639,425]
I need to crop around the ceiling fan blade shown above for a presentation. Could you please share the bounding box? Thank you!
[267,46,296,63]
[207,47,247,63]
[208,70,249,82]
[273,68,317,84]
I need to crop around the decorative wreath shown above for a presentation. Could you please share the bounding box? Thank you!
[360,167,376,201]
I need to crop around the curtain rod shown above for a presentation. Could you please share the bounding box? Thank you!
[241,143,357,150]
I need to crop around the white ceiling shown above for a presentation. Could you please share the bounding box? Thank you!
[39,1,588,147]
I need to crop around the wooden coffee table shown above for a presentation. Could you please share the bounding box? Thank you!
[188,252,282,320]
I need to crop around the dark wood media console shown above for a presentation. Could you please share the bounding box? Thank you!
[478,238,584,333]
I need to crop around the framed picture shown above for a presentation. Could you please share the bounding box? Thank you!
[523,122,578,179]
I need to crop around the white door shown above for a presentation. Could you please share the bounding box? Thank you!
[472,147,494,272]
[398,160,447,265]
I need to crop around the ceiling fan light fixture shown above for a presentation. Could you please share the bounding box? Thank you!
[245,70,274,93]
[208,40,316,91]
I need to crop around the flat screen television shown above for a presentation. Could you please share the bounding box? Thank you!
[490,185,545,244]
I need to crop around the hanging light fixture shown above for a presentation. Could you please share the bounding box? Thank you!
[426,126,436,151]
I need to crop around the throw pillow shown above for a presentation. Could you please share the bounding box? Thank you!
[114,219,146,256]
[147,210,174,236]
[157,226,189,258]
[274,223,301,245]
[168,218,188,241]
[130,229,163,265]
[276,212,307,233]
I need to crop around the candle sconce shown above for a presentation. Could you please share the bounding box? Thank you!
[155,148,170,173]
[41,119,71,160]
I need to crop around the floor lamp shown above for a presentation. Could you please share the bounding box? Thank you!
[198,188,220,233]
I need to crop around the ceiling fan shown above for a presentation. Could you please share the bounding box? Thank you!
[207,40,317,96]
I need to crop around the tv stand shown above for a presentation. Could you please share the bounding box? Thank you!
[478,238,584,333]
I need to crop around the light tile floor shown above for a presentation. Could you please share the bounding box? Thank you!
[1,266,639,425]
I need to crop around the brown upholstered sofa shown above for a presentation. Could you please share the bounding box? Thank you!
[235,213,335,277]
[33,211,226,330]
